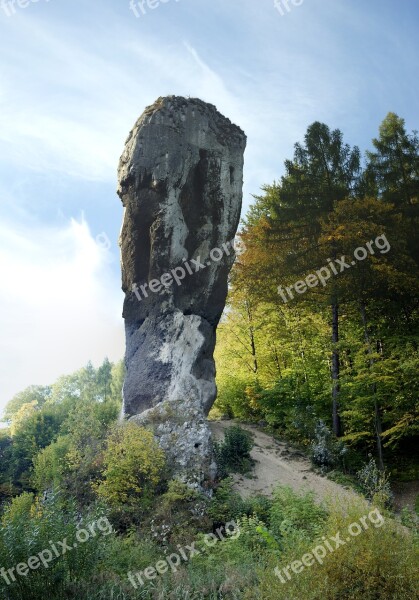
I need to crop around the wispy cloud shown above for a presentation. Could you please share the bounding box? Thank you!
[0,0,417,414]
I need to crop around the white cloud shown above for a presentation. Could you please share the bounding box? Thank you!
[1,0,416,423]
[0,6,351,193]
[0,213,124,416]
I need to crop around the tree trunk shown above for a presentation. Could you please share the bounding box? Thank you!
[360,300,385,470]
[271,342,282,377]
[245,299,258,374]
[331,302,342,437]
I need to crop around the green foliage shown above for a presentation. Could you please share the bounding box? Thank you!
[160,479,199,512]
[399,506,419,535]
[213,376,249,419]
[2,385,51,423]
[208,478,247,523]
[269,486,328,548]
[241,494,273,525]
[148,479,210,547]
[0,429,15,500]
[326,469,363,493]
[9,403,66,489]
[59,395,120,505]
[0,479,416,599]
[215,113,419,479]
[357,457,394,508]
[0,491,115,600]
[310,420,348,471]
[366,112,419,207]
[31,435,72,491]
[1,358,123,501]
[258,500,419,600]
[208,478,277,532]
[185,516,265,595]
[94,422,166,511]
[214,425,254,477]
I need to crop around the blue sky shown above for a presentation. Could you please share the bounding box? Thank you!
[0,0,418,417]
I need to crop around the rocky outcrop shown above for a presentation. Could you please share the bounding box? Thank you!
[117,96,246,485]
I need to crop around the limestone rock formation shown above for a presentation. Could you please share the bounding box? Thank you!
[117,96,246,485]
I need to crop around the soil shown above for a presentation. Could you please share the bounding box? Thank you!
[209,420,417,513]
[209,420,360,506]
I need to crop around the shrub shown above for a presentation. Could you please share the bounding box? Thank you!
[185,515,262,597]
[148,480,210,547]
[269,486,328,548]
[214,425,254,477]
[208,478,247,523]
[357,456,394,508]
[0,491,115,600]
[31,435,71,492]
[400,506,419,535]
[310,420,348,471]
[258,500,419,599]
[242,494,273,525]
[161,479,199,513]
[94,422,166,512]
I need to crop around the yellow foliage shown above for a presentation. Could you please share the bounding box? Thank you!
[255,500,419,600]
[10,401,37,436]
[94,422,165,507]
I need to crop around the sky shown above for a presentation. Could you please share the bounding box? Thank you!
[0,0,418,419]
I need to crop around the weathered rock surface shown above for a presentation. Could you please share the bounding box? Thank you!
[117,96,246,485]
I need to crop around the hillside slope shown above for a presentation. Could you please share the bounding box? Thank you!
[210,420,363,505]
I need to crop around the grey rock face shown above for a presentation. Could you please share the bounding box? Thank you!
[117,96,246,485]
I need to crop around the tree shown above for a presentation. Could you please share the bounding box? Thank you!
[96,357,113,402]
[2,385,51,423]
[367,112,419,208]
[10,404,64,489]
[0,429,14,499]
[241,122,361,436]
[110,360,125,405]
[366,112,419,271]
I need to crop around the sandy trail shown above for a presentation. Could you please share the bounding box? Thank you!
[209,420,361,506]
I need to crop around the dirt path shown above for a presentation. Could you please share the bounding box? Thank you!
[209,420,362,507]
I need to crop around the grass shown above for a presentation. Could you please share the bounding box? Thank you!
[2,483,417,599]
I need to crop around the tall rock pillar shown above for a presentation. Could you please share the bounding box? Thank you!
[117,96,246,485]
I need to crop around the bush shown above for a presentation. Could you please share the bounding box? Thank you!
[310,420,348,471]
[208,478,247,523]
[257,500,419,599]
[357,456,394,508]
[185,515,263,596]
[0,491,115,600]
[147,480,211,547]
[31,435,71,492]
[400,506,419,535]
[269,486,328,548]
[214,425,254,477]
[242,494,273,525]
[94,422,166,525]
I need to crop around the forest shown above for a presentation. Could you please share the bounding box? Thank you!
[0,112,417,599]
[215,112,418,480]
